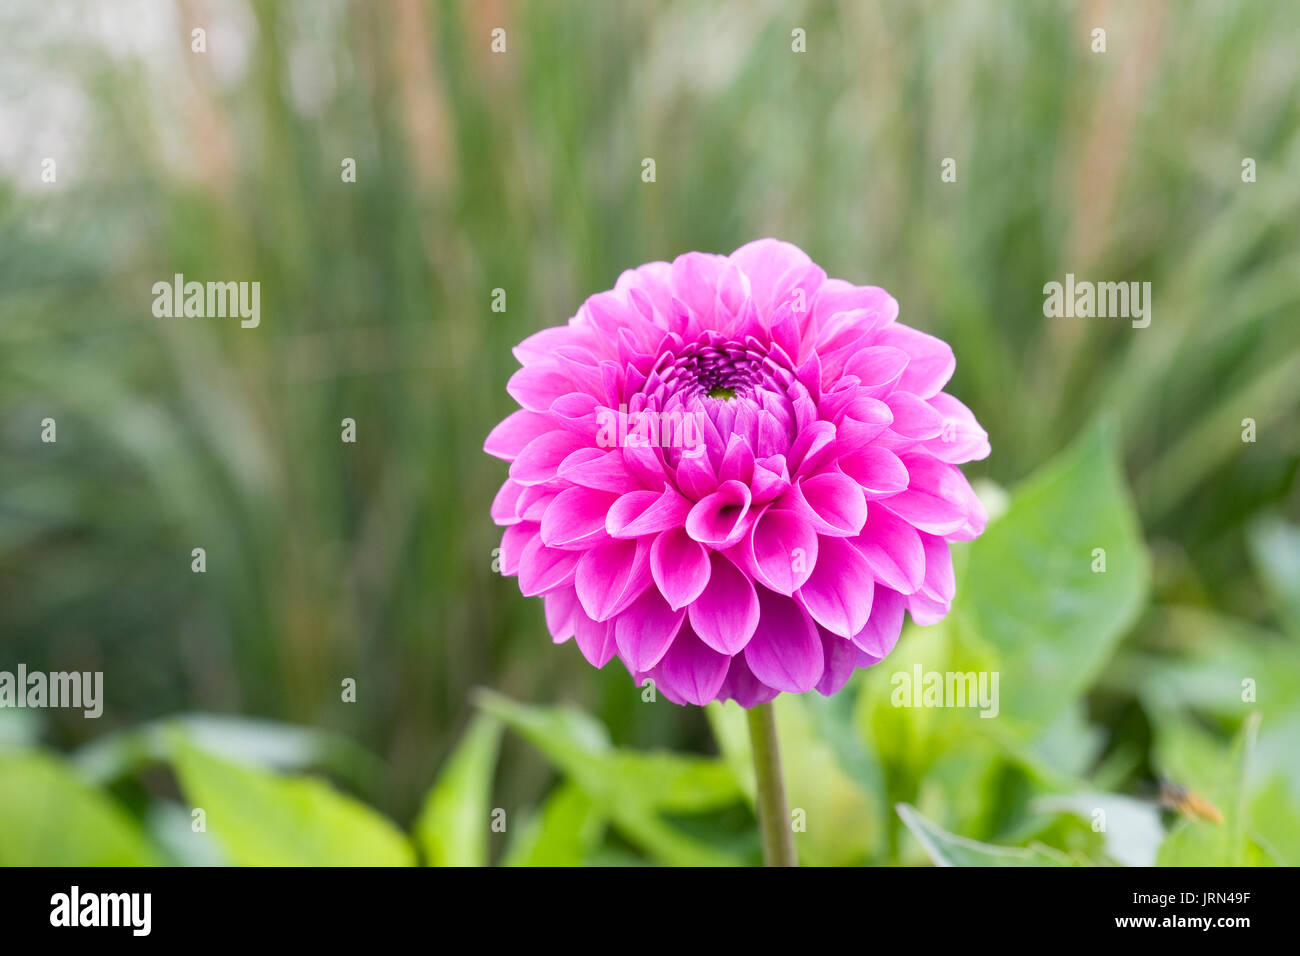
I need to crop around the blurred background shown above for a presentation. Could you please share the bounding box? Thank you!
[1,0,1297,865]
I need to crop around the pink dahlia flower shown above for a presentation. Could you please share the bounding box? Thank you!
[486,239,989,707]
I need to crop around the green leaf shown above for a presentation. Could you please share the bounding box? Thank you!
[477,690,743,866]
[413,714,503,866]
[75,713,382,790]
[896,802,1075,866]
[0,751,161,865]
[955,422,1149,736]
[503,783,605,867]
[1033,792,1164,866]
[170,739,415,866]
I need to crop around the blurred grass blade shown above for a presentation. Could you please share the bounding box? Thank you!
[413,714,503,866]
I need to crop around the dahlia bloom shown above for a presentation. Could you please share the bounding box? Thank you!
[486,239,989,707]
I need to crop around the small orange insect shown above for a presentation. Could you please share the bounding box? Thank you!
[1159,780,1224,824]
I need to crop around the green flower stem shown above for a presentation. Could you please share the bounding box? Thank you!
[746,700,797,867]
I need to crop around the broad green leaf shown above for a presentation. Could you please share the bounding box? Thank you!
[0,751,161,865]
[1033,792,1163,867]
[477,690,742,866]
[170,740,414,866]
[503,783,605,867]
[75,713,382,790]
[413,714,503,866]
[956,422,1148,736]
[896,802,1075,867]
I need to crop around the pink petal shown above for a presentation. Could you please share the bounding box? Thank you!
[573,607,618,668]
[539,486,618,549]
[797,535,875,638]
[851,587,907,658]
[557,447,639,493]
[685,479,753,547]
[506,364,578,412]
[607,486,691,538]
[650,622,731,706]
[743,588,824,693]
[650,527,711,610]
[485,410,554,461]
[497,522,537,576]
[815,627,863,696]
[574,537,653,622]
[687,551,760,654]
[717,654,780,709]
[883,391,944,440]
[786,472,867,536]
[518,536,581,596]
[918,392,991,463]
[873,323,955,399]
[838,446,909,496]
[850,505,926,594]
[614,588,686,673]
[744,508,818,595]
[842,346,909,393]
[510,431,589,485]
[544,587,579,643]
[490,480,526,526]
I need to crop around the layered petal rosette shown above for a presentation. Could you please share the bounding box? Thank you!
[486,239,989,706]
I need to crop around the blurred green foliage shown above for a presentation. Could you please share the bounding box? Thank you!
[0,0,1297,864]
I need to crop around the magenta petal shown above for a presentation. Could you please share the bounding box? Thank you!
[787,472,867,536]
[815,627,862,696]
[879,455,975,535]
[510,431,588,485]
[650,527,711,609]
[874,323,955,399]
[745,508,818,595]
[908,590,950,626]
[919,533,956,602]
[743,588,823,693]
[650,621,731,705]
[883,391,944,440]
[850,505,926,594]
[574,537,653,622]
[607,486,691,538]
[573,607,618,668]
[687,552,760,654]
[485,410,553,461]
[539,486,617,549]
[518,536,581,596]
[497,522,537,576]
[614,588,685,673]
[798,535,875,638]
[557,447,639,493]
[717,654,780,709]
[490,479,526,526]
[544,587,579,643]
[851,586,906,658]
[729,238,813,313]
[507,364,577,412]
[838,446,909,496]
[843,346,909,393]
[685,479,753,546]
